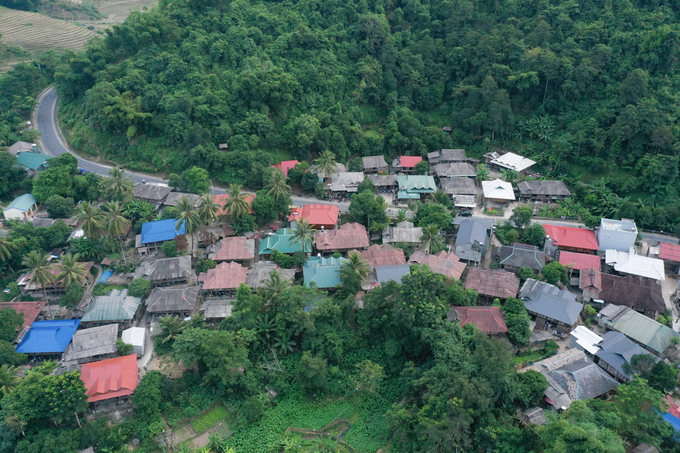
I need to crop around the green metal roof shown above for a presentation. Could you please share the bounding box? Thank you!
[605,309,679,354]
[397,175,436,193]
[16,152,50,171]
[259,228,312,255]
[4,193,36,212]
[81,289,142,322]
[304,256,347,288]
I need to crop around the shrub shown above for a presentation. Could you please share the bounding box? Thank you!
[271,250,294,269]
[161,240,177,257]
[116,339,134,356]
[197,259,216,273]
[128,278,152,297]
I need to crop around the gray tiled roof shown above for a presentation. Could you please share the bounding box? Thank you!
[362,155,388,169]
[427,149,466,164]
[375,264,411,285]
[433,162,476,178]
[440,177,477,195]
[246,261,296,289]
[456,219,489,248]
[62,324,118,362]
[520,279,582,326]
[134,255,192,283]
[146,286,200,313]
[133,184,172,202]
[595,331,658,379]
[495,244,546,271]
[367,175,398,186]
[163,192,201,207]
[518,180,571,198]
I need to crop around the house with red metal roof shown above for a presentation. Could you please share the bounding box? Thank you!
[558,251,601,275]
[392,155,423,174]
[315,222,369,253]
[658,242,680,264]
[212,193,255,217]
[273,160,300,177]
[288,204,340,229]
[447,306,508,335]
[0,301,47,329]
[543,224,599,254]
[80,354,138,403]
[199,261,248,297]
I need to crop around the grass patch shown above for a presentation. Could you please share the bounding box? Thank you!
[191,405,229,434]
[91,284,126,297]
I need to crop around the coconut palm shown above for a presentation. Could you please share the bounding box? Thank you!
[74,201,104,238]
[223,184,250,219]
[0,365,21,395]
[313,150,338,178]
[21,251,54,318]
[105,167,134,201]
[56,254,88,288]
[475,164,489,182]
[196,193,220,225]
[339,251,371,282]
[265,169,291,202]
[172,196,201,251]
[420,224,445,254]
[0,238,17,272]
[159,315,186,344]
[292,218,316,253]
[428,190,451,207]
[260,270,291,303]
[102,201,132,264]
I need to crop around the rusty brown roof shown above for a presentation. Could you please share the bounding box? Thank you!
[408,250,466,280]
[315,222,369,251]
[360,244,406,267]
[464,268,519,299]
[210,237,255,262]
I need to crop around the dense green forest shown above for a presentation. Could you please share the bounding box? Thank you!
[48,0,680,230]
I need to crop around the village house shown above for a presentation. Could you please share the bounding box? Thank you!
[598,305,679,356]
[373,264,411,286]
[15,319,81,356]
[304,256,347,289]
[488,152,536,173]
[427,149,467,164]
[656,242,680,272]
[162,192,201,209]
[315,222,369,254]
[259,228,312,256]
[273,160,300,177]
[3,193,37,221]
[482,179,515,205]
[382,221,423,245]
[520,279,582,333]
[121,327,146,357]
[408,250,467,280]
[16,152,50,177]
[569,326,603,356]
[558,251,601,277]
[328,172,365,193]
[201,299,234,322]
[18,261,95,297]
[464,268,519,300]
[595,331,659,382]
[447,306,508,336]
[80,354,138,403]
[594,273,665,316]
[8,140,35,156]
[455,219,490,264]
[0,301,47,331]
[361,244,406,267]
[246,261,296,291]
[145,286,201,317]
[397,175,436,201]
[208,236,256,266]
[605,249,665,281]
[288,204,340,230]
[199,261,248,298]
[62,324,119,365]
[361,155,389,174]
[517,180,571,202]
[138,218,186,253]
[432,162,476,178]
[597,218,637,252]
[543,224,599,255]
[579,268,602,301]
[367,174,398,189]
[132,183,172,206]
[134,255,193,286]
[493,243,545,273]
[81,289,143,328]
[392,156,422,174]
[440,177,477,200]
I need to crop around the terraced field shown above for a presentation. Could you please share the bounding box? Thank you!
[0,6,97,55]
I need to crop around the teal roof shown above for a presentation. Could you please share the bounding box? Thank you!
[16,152,50,171]
[605,308,679,354]
[397,191,421,199]
[81,289,142,322]
[397,175,436,193]
[4,193,36,212]
[259,228,312,255]
[304,256,348,288]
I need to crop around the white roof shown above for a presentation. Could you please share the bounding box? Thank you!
[605,249,665,281]
[491,152,536,172]
[570,326,602,355]
[482,179,515,201]
[453,195,477,208]
[121,327,146,347]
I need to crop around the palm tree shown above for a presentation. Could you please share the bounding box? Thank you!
[420,224,445,254]
[0,365,20,395]
[223,184,250,219]
[339,251,371,282]
[102,201,132,265]
[475,164,489,182]
[21,251,54,318]
[0,238,17,272]
[74,201,104,238]
[173,196,201,252]
[313,150,338,178]
[196,193,220,225]
[159,315,186,343]
[428,190,451,207]
[265,169,291,202]
[273,330,296,355]
[260,270,291,303]
[292,218,316,253]
[105,167,134,201]
[56,254,88,288]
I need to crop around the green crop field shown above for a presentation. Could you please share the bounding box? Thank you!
[0,6,96,55]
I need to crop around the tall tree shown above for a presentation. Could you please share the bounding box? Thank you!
[170,196,201,251]
[292,218,316,253]
[260,270,292,304]
[102,201,132,264]
[340,250,371,282]
[265,169,291,202]
[313,150,338,179]
[74,201,105,237]
[104,167,134,201]
[159,315,187,343]
[420,224,445,254]
[21,251,54,318]
[197,193,220,225]
[55,254,88,288]
[0,364,20,396]
[0,238,17,272]
[223,184,251,219]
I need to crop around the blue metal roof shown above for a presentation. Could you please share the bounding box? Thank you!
[663,413,680,432]
[375,264,411,285]
[16,319,80,354]
[141,219,186,244]
[4,193,36,212]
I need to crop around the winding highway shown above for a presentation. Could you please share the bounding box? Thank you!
[33,87,351,210]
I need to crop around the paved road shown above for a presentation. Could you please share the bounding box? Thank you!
[33,87,351,211]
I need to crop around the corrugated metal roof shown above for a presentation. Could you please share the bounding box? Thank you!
[543,224,599,251]
[80,354,138,402]
[605,308,679,354]
[63,324,118,361]
[16,319,80,353]
[246,261,296,289]
[82,289,142,322]
[133,255,192,283]
[397,175,436,193]
[658,242,680,263]
[16,152,50,170]
[259,228,312,255]
[315,222,369,251]
[408,250,466,280]
[146,286,200,313]
[448,306,508,333]
[375,264,410,285]
[273,160,300,177]
[559,251,601,270]
[201,262,248,290]
[140,219,186,244]
[304,257,347,288]
[288,204,339,227]
[4,193,36,212]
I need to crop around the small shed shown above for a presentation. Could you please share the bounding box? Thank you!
[121,327,146,357]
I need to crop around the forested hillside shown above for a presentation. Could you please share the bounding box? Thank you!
[53,0,680,229]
